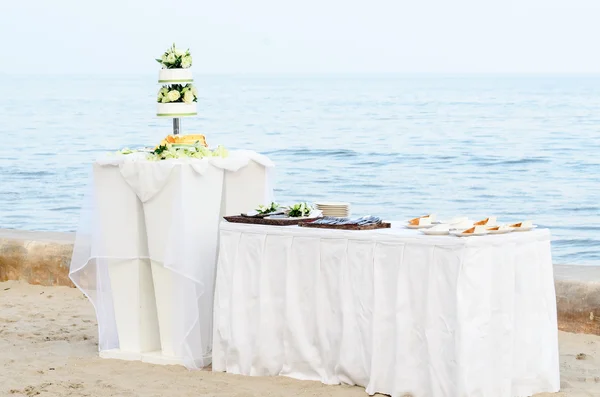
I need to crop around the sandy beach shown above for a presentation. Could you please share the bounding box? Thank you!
[1,280,599,397]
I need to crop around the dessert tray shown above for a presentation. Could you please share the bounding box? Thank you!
[225,202,324,226]
[406,214,537,237]
[299,216,390,230]
[224,214,321,226]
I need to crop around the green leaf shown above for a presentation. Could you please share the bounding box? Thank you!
[152,144,168,156]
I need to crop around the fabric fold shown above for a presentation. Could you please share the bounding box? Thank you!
[119,162,176,203]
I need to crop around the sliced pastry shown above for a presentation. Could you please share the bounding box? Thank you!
[487,225,512,234]
[461,225,486,234]
[474,216,497,226]
[408,214,435,226]
[509,220,533,228]
[159,134,208,147]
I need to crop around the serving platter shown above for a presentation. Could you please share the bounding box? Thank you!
[224,215,320,226]
[298,221,391,230]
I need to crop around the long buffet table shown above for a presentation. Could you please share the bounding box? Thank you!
[212,222,560,397]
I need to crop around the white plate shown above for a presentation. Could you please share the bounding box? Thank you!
[435,217,469,225]
[451,230,487,237]
[420,229,449,235]
[486,228,513,234]
[406,224,434,229]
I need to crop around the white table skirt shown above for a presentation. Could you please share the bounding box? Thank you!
[212,223,560,397]
[69,151,274,368]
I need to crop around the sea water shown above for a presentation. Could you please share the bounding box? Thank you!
[0,74,599,265]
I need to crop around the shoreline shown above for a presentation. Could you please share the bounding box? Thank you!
[1,228,599,336]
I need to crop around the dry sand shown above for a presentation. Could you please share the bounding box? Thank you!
[1,281,599,397]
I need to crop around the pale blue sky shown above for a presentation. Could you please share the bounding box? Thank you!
[2,0,600,74]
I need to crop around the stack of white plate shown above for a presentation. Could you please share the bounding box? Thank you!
[314,202,351,217]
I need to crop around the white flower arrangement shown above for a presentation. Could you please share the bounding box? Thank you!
[148,143,229,161]
[286,202,313,217]
[255,202,280,215]
[116,144,228,161]
[157,84,198,104]
[156,43,192,69]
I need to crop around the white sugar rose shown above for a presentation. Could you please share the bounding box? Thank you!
[191,85,198,97]
[161,95,170,103]
[175,48,186,56]
[183,90,194,103]
[166,53,176,64]
[167,90,181,102]
[181,55,192,68]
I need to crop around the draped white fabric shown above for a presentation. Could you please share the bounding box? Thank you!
[69,151,274,369]
[213,223,560,397]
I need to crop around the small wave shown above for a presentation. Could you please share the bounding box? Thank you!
[552,238,600,248]
[557,206,600,214]
[267,148,359,158]
[498,158,550,165]
[476,157,550,167]
[560,251,600,262]
[558,225,600,231]
[49,206,80,211]
[10,170,54,177]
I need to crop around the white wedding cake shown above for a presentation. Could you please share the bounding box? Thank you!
[156,44,198,117]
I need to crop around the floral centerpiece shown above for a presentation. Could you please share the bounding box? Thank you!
[156,43,192,69]
[286,202,313,217]
[157,84,198,104]
[118,134,228,161]
[149,143,228,161]
[255,202,280,215]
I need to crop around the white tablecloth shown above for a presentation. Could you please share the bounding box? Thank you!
[212,223,560,397]
[69,150,274,368]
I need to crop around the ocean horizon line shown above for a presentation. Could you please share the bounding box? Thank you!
[3,71,600,78]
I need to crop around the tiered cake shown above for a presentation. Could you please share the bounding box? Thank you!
[156,44,198,117]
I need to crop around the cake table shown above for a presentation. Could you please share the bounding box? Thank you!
[69,150,274,369]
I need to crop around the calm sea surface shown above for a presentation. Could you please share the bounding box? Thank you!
[0,74,599,265]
